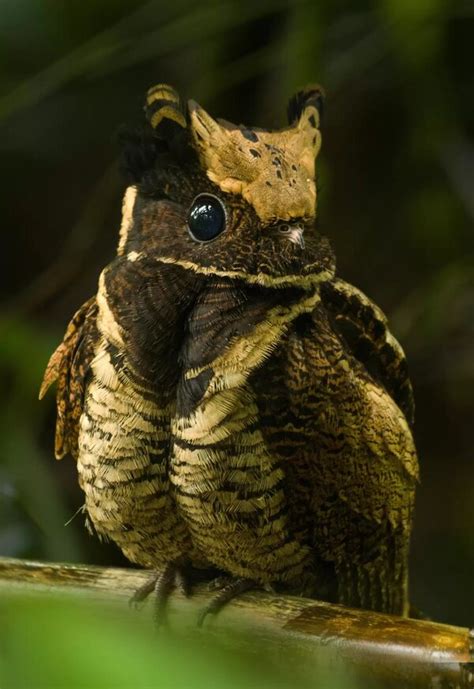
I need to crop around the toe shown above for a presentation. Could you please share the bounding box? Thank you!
[197,577,256,627]
[129,573,158,608]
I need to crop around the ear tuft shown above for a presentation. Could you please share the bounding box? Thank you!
[145,83,187,135]
[287,85,325,127]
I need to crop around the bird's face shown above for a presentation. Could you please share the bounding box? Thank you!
[118,85,335,291]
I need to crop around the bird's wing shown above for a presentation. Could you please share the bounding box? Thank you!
[303,303,417,613]
[40,297,98,459]
[251,301,418,612]
[321,277,415,426]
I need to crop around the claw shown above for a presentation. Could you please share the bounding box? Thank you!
[197,577,256,628]
[175,568,191,598]
[129,560,192,628]
[129,576,157,610]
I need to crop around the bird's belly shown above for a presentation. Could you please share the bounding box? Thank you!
[170,386,311,585]
[77,343,190,567]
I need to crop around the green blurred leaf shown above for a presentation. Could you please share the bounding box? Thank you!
[0,316,56,397]
[0,595,359,689]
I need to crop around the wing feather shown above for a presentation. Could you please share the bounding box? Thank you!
[40,297,98,459]
[321,277,415,426]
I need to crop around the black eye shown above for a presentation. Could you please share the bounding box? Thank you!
[187,194,226,242]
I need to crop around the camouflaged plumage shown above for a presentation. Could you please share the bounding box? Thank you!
[41,84,418,616]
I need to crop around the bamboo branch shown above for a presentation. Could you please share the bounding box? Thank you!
[0,556,472,688]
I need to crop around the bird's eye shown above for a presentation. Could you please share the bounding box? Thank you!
[187,194,226,242]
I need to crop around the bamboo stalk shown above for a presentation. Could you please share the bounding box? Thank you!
[0,556,472,688]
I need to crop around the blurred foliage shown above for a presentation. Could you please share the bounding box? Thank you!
[0,0,472,639]
[0,593,361,689]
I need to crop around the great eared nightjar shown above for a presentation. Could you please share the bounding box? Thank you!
[41,83,418,623]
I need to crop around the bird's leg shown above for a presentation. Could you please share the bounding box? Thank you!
[197,577,257,627]
[129,559,191,628]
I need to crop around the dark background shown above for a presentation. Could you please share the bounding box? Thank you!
[0,0,472,626]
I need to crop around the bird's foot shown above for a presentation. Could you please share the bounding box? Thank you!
[129,559,191,628]
[197,576,257,628]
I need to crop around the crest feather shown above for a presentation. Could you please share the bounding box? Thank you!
[287,85,325,128]
[145,83,187,132]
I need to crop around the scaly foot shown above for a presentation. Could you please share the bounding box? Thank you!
[129,560,191,628]
[197,577,257,627]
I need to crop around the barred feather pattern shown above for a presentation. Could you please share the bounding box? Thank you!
[252,302,417,614]
[40,297,98,459]
[42,262,417,612]
[170,281,322,584]
[41,83,419,616]
[75,267,192,566]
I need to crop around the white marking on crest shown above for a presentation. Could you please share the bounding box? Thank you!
[117,185,137,255]
[96,271,124,348]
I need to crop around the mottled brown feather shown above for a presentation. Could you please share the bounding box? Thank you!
[321,278,415,426]
[42,84,419,618]
[40,297,98,459]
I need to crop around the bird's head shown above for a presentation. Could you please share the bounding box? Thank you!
[117,84,334,290]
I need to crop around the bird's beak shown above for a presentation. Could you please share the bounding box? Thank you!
[278,223,305,249]
[287,226,305,249]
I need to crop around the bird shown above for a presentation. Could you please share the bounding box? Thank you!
[40,83,418,623]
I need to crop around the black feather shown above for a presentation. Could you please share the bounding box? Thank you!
[117,124,161,185]
[117,121,195,188]
[287,85,325,127]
